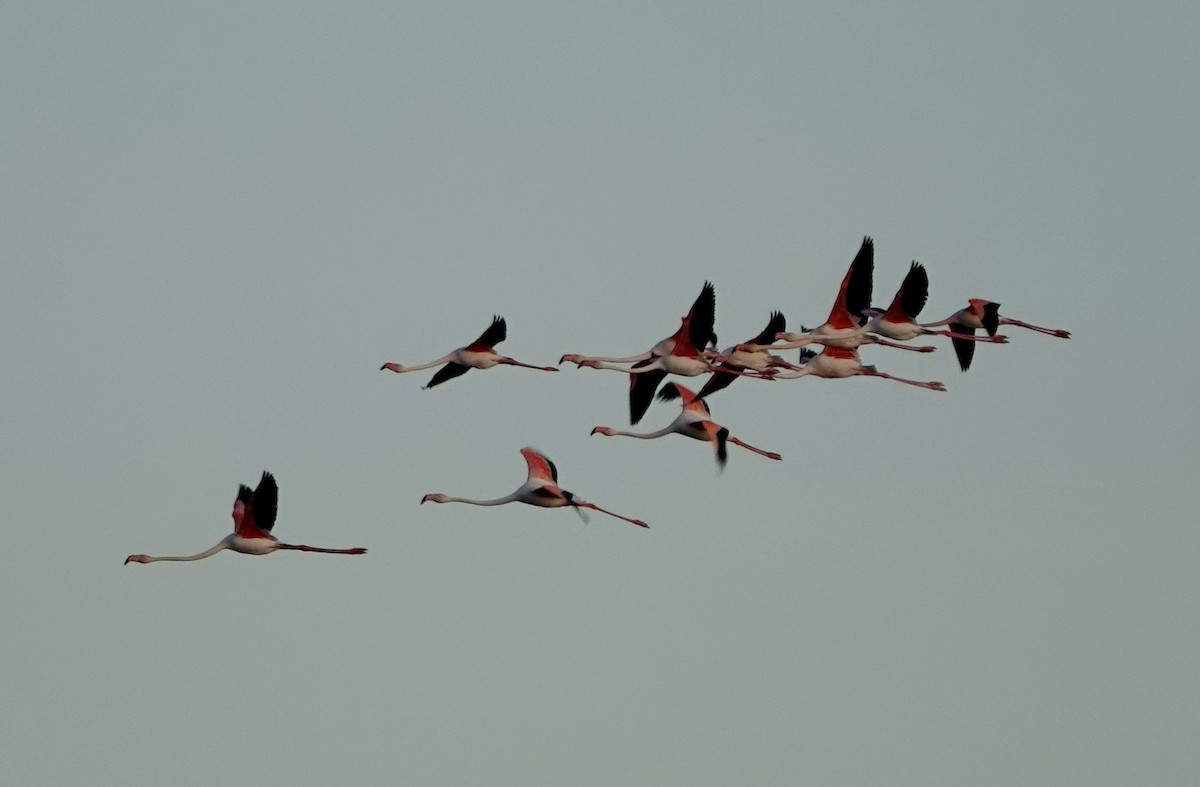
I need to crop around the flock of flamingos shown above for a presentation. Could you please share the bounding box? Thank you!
[124,237,1070,565]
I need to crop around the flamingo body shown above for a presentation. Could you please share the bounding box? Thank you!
[125,472,368,565]
[381,315,557,388]
[594,383,781,467]
[421,447,648,528]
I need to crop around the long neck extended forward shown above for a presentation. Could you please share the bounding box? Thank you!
[145,542,228,563]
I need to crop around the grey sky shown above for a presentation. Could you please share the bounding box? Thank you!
[2,2,1197,785]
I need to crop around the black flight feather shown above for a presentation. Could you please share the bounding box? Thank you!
[253,471,279,533]
[424,361,471,388]
[899,262,929,319]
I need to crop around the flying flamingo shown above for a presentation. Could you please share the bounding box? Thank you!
[735,345,947,391]
[592,382,781,468]
[420,446,649,528]
[731,236,882,356]
[559,283,719,368]
[860,262,1010,353]
[681,311,801,399]
[782,235,876,348]
[124,472,367,565]
[561,282,720,424]
[381,315,557,388]
[573,283,775,420]
[920,299,1071,371]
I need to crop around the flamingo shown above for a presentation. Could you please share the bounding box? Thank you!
[732,236,880,356]
[381,315,557,388]
[860,262,1010,352]
[592,382,781,467]
[573,283,775,420]
[746,345,947,391]
[779,235,876,348]
[420,447,649,528]
[920,299,1071,371]
[561,282,719,424]
[124,472,367,565]
[677,311,801,400]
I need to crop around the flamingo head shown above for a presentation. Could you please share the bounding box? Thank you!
[380,363,405,373]
[124,554,150,565]
[590,426,615,436]
[420,493,448,504]
[559,354,583,365]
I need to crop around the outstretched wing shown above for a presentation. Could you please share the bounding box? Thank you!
[467,315,507,350]
[695,369,737,399]
[232,484,253,529]
[424,362,471,389]
[883,261,928,322]
[981,302,1000,336]
[684,281,716,354]
[236,471,278,537]
[748,311,786,346]
[520,447,559,484]
[844,236,874,324]
[252,471,278,533]
[629,362,667,425]
[656,381,710,416]
[825,236,874,329]
[950,324,977,371]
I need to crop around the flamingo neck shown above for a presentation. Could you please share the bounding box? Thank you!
[139,542,228,563]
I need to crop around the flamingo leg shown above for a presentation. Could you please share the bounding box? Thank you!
[1002,319,1071,338]
[276,544,368,555]
[931,329,1009,343]
[864,370,946,392]
[500,358,559,372]
[871,337,937,353]
[729,437,782,460]
[578,502,648,528]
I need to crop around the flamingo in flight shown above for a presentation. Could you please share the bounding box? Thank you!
[420,447,649,529]
[685,311,801,400]
[860,262,1010,355]
[744,345,947,391]
[571,282,774,421]
[920,299,1071,371]
[561,282,721,424]
[771,235,877,350]
[593,382,781,468]
[381,315,557,388]
[124,472,367,565]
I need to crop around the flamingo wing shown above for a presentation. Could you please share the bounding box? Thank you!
[695,369,737,399]
[236,471,278,538]
[252,471,278,533]
[467,315,507,351]
[232,484,253,529]
[883,261,929,322]
[628,361,667,425]
[521,447,559,484]
[825,236,874,329]
[748,311,786,346]
[981,302,1000,336]
[949,323,977,371]
[683,281,716,354]
[656,381,710,416]
[425,362,471,388]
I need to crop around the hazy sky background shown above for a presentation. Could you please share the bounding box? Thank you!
[2,2,1197,784]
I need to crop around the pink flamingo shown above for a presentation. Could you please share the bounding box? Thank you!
[421,447,649,528]
[921,299,1070,370]
[593,382,781,468]
[744,346,946,391]
[124,472,367,565]
[381,315,557,388]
